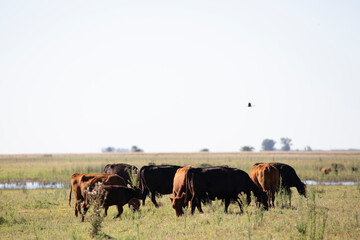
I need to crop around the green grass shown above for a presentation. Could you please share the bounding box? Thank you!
[0,185,359,239]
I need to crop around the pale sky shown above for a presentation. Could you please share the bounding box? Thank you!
[1,0,359,154]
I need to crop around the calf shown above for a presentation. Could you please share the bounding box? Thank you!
[82,185,143,221]
[321,167,331,175]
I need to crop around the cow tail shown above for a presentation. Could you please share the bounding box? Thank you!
[138,170,144,193]
[68,184,72,207]
[185,169,192,204]
[136,170,142,190]
[138,168,147,199]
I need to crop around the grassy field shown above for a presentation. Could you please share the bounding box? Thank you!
[0,185,359,239]
[0,152,360,239]
[0,151,360,184]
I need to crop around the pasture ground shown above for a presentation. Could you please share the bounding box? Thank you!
[0,152,360,239]
[0,185,359,239]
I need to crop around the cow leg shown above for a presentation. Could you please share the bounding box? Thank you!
[81,204,89,222]
[196,199,203,214]
[103,206,108,217]
[142,197,146,206]
[271,191,276,208]
[224,198,230,213]
[76,200,83,217]
[286,188,292,207]
[196,201,204,213]
[114,205,123,219]
[190,198,197,215]
[235,199,243,214]
[74,202,78,217]
[141,189,148,206]
[151,192,159,207]
[247,193,251,205]
[266,190,272,208]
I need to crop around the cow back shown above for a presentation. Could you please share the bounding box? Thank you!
[139,165,182,195]
[104,163,138,185]
[249,163,279,192]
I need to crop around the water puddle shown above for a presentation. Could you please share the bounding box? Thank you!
[304,180,358,186]
[0,182,65,189]
[0,180,357,189]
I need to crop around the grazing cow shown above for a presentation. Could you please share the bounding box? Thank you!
[249,163,279,207]
[169,165,199,216]
[254,162,306,197]
[82,185,143,220]
[331,163,345,174]
[104,163,138,186]
[69,173,140,220]
[138,165,182,207]
[185,166,268,214]
[321,167,331,175]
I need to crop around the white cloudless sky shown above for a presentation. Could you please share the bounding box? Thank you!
[1,0,359,153]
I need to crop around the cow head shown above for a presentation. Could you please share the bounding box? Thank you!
[128,198,140,211]
[297,183,307,197]
[260,191,269,210]
[133,187,144,200]
[169,193,186,217]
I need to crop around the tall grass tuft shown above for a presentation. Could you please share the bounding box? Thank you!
[276,177,292,209]
[296,187,328,240]
[295,196,307,239]
[239,193,252,240]
[128,168,138,188]
[85,182,108,239]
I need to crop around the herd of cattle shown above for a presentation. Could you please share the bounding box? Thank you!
[320,163,358,175]
[69,163,307,221]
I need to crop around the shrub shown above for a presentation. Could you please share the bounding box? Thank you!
[85,182,108,238]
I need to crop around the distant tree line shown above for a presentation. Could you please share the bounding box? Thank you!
[102,145,143,153]
[239,138,312,152]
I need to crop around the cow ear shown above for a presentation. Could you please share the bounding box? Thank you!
[169,197,173,203]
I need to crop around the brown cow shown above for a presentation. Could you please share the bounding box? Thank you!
[249,163,279,208]
[320,167,331,175]
[69,173,140,220]
[169,165,195,216]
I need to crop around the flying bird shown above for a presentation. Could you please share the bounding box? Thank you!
[248,102,253,107]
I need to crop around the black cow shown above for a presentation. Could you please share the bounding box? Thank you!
[138,165,182,207]
[185,166,268,214]
[254,162,306,197]
[82,185,143,221]
[104,163,138,186]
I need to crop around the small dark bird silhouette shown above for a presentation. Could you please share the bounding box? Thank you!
[248,102,252,107]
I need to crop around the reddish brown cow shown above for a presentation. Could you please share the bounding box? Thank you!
[320,167,331,175]
[169,166,194,216]
[249,163,279,208]
[69,173,140,220]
